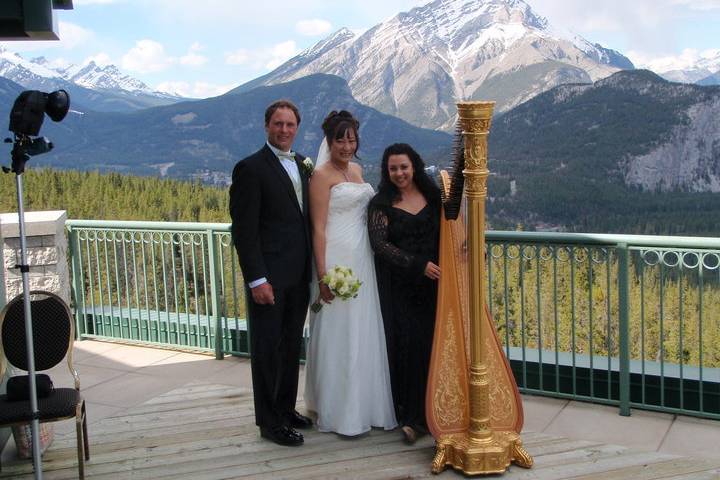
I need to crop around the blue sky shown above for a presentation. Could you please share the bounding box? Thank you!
[1,0,719,98]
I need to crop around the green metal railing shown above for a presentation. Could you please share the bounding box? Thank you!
[486,231,720,420]
[66,220,720,419]
[66,220,250,358]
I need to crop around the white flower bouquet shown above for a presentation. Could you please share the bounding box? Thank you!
[310,265,362,312]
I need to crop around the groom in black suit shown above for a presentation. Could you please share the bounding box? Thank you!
[229,99,313,446]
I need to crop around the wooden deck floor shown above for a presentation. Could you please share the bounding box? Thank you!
[2,382,719,479]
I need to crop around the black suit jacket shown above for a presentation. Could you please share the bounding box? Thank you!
[229,144,312,289]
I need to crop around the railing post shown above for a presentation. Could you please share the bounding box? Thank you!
[617,243,631,416]
[207,229,224,360]
[68,225,85,338]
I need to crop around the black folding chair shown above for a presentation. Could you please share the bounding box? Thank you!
[0,290,89,479]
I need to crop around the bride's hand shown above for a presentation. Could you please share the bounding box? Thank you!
[319,281,335,303]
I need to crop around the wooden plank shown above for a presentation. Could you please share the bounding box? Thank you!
[48,418,258,455]
[142,385,251,405]
[235,443,629,480]
[102,390,253,417]
[238,447,442,480]
[16,429,347,480]
[662,469,720,479]
[569,457,720,480]
[80,401,256,434]
[135,429,411,480]
[3,381,717,480]
[50,405,256,447]
[497,451,680,480]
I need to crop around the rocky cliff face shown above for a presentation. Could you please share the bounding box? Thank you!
[625,97,720,192]
[482,70,720,232]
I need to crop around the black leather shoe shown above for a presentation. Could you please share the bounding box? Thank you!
[260,425,304,446]
[286,410,313,429]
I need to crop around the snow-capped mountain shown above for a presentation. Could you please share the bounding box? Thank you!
[0,47,181,112]
[56,61,155,94]
[657,50,720,86]
[0,47,62,85]
[234,0,633,130]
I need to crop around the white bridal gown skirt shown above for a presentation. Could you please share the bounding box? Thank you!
[304,183,397,435]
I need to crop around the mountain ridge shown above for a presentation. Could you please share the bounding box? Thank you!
[0,47,181,112]
[231,0,633,130]
[0,74,451,185]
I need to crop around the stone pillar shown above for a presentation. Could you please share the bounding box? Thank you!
[0,210,68,455]
[0,210,69,309]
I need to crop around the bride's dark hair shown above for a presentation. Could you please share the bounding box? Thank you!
[322,110,360,157]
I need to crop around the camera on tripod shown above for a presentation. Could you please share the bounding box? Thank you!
[4,89,70,174]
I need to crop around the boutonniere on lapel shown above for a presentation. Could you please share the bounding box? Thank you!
[301,157,314,176]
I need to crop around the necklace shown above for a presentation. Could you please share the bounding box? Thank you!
[330,161,350,181]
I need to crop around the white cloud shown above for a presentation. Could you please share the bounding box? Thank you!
[84,52,112,67]
[121,39,174,73]
[155,80,237,99]
[627,48,699,72]
[265,41,299,69]
[531,0,720,56]
[57,22,94,48]
[296,19,333,36]
[1,21,93,52]
[628,47,720,72]
[73,0,118,4]
[154,0,422,28]
[180,42,208,67]
[532,0,667,33]
[224,41,299,70]
[225,49,250,65]
[669,0,720,10]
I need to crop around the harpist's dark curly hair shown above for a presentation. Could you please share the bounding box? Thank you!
[321,110,360,156]
[373,143,441,207]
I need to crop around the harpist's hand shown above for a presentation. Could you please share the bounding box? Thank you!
[424,261,441,280]
[319,282,335,303]
[251,283,275,305]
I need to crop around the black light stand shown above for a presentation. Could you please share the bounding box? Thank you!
[3,89,69,480]
[7,136,43,480]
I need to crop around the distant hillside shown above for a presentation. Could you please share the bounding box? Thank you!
[1,74,452,185]
[0,168,228,223]
[5,70,720,236]
[487,70,720,235]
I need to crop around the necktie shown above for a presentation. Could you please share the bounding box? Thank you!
[277,152,302,209]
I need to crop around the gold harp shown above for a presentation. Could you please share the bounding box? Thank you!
[425,102,532,475]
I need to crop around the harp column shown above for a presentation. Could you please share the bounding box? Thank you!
[432,101,533,475]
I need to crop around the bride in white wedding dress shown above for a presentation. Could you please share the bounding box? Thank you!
[304,111,397,436]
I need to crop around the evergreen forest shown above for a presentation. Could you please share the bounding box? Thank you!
[0,168,229,223]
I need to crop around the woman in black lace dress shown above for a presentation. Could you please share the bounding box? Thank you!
[368,143,441,444]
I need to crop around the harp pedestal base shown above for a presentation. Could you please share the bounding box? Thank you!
[431,430,533,476]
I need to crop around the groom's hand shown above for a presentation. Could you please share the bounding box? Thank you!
[251,283,275,305]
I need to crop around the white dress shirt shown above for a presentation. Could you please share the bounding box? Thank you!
[267,142,301,188]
